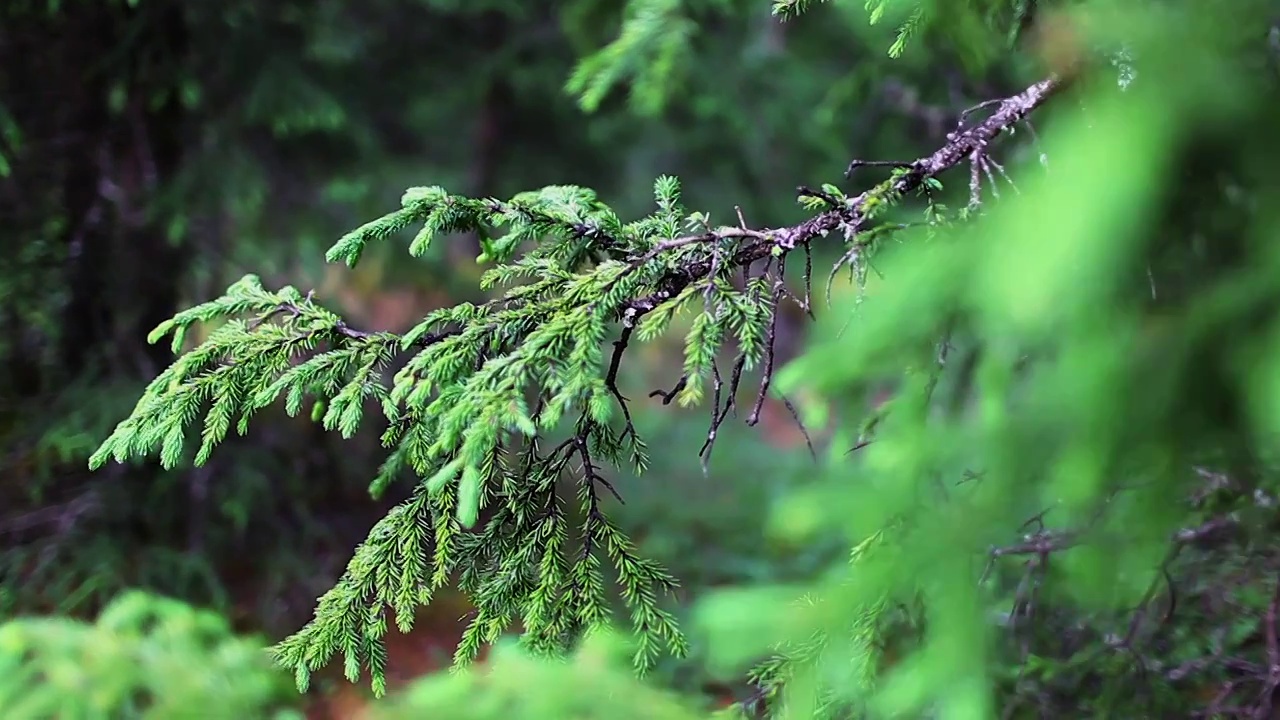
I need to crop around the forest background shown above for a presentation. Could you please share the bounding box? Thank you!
[1,2,910,714]
[4,0,1280,718]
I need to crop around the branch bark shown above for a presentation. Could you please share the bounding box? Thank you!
[624,75,1065,315]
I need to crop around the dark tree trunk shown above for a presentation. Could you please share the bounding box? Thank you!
[1,1,189,393]
[0,0,192,600]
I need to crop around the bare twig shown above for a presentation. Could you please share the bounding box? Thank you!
[625,75,1064,318]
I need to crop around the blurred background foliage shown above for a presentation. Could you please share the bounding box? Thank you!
[5,0,1280,717]
[2,0,940,711]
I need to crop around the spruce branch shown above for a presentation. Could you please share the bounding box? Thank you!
[86,75,1065,698]
[623,75,1063,315]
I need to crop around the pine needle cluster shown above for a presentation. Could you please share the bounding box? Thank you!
[86,175,816,695]
[76,0,1108,712]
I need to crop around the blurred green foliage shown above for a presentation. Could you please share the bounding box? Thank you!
[6,0,1280,718]
[0,0,997,633]
[0,592,300,719]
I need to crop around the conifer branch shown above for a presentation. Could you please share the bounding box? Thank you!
[623,75,1063,315]
[86,75,1065,698]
